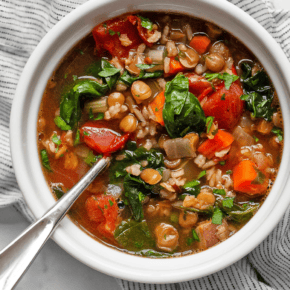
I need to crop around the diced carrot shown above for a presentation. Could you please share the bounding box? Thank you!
[233,160,269,195]
[168,57,185,75]
[189,35,211,54]
[197,130,234,159]
[144,57,153,64]
[149,91,165,126]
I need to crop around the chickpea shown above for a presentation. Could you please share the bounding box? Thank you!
[273,112,283,128]
[209,42,230,59]
[179,211,198,228]
[205,53,225,72]
[155,223,179,252]
[108,92,125,107]
[119,115,138,133]
[140,168,162,185]
[131,81,152,104]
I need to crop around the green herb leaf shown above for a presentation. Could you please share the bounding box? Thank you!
[89,108,94,120]
[226,170,232,175]
[222,197,234,209]
[183,180,201,196]
[251,167,266,185]
[221,93,226,100]
[74,129,81,146]
[271,127,283,142]
[98,67,121,78]
[84,150,100,166]
[95,113,104,120]
[109,29,116,35]
[192,229,200,241]
[83,131,90,136]
[197,170,207,179]
[138,15,154,31]
[170,213,179,223]
[54,116,71,131]
[120,70,163,86]
[163,74,206,138]
[135,63,158,70]
[186,237,193,246]
[205,72,239,90]
[73,75,78,81]
[40,149,52,172]
[206,116,214,134]
[219,161,226,166]
[253,135,259,142]
[51,134,61,152]
[213,189,226,196]
[212,207,223,225]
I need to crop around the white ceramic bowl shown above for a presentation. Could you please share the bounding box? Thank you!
[10,0,290,284]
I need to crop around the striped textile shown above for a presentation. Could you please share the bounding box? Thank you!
[0,0,290,289]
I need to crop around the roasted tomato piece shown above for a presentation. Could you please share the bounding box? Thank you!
[185,73,213,98]
[127,15,154,47]
[80,121,130,154]
[86,195,118,238]
[92,16,143,59]
[201,82,244,131]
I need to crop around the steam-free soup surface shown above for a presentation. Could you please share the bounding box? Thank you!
[37,12,283,257]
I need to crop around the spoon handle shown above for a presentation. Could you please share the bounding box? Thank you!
[0,156,110,290]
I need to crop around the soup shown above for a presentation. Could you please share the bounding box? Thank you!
[37,13,283,257]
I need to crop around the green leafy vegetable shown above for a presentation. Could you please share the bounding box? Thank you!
[163,74,206,138]
[98,67,121,78]
[73,75,78,81]
[123,174,152,221]
[205,72,239,90]
[197,170,207,179]
[114,219,155,251]
[212,207,223,225]
[175,205,214,215]
[192,229,200,241]
[74,129,81,146]
[84,150,101,166]
[54,116,71,131]
[219,201,259,223]
[183,180,201,196]
[253,135,259,142]
[120,70,163,86]
[109,146,164,182]
[271,127,283,141]
[222,197,234,209]
[226,170,232,175]
[138,15,153,31]
[138,249,171,258]
[219,161,226,166]
[240,63,275,121]
[51,134,61,153]
[40,149,52,172]
[213,189,226,196]
[251,168,265,185]
[170,213,179,223]
[52,185,65,199]
[95,113,104,120]
[206,116,214,134]
[135,64,158,70]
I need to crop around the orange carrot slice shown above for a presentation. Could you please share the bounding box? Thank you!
[189,35,211,54]
[149,91,165,126]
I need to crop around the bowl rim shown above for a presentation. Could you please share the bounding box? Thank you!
[10,0,290,284]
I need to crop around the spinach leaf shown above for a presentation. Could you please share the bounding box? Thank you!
[138,249,171,258]
[174,204,214,215]
[54,116,71,131]
[222,197,234,209]
[138,15,153,31]
[183,180,201,196]
[119,70,163,86]
[114,219,155,251]
[241,63,275,121]
[73,79,107,96]
[205,72,239,90]
[163,74,206,138]
[84,150,102,167]
[135,63,158,70]
[40,149,52,172]
[123,174,152,221]
[218,200,259,223]
[110,146,164,182]
[52,185,65,199]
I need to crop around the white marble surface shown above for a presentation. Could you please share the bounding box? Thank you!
[1,0,289,289]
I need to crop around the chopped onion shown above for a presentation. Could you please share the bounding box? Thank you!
[147,49,165,64]
[164,138,196,159]
[232,126,254,146]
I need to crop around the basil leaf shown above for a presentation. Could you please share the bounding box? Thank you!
[271,126,283,141]
[197,170,207,179]
[213,189,226,196]
[74,129,81,146]
[54,116,71,131]
[40,149,52,172]
[212,207,223,225]
[163,74,206,138]
[192,229,200,241]
[73,80,107,96]
[138,15,153,31]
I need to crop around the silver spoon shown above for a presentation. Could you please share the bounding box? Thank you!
[0,156,111,290]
